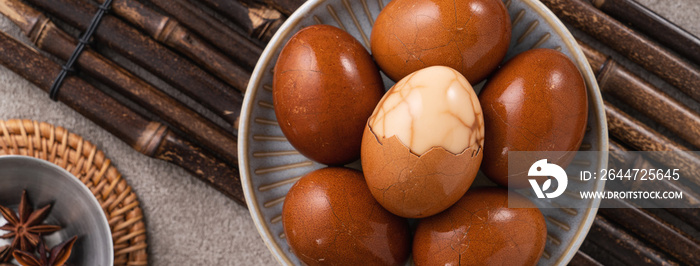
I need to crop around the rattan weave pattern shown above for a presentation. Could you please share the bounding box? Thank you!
[0,119,148,266]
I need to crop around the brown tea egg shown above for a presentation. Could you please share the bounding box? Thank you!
[361,66,484,218]
[282,167,411,266]
[371,0,511,83]
[413,188,547,266]
[273,25,384,165]
[479,48,588,188]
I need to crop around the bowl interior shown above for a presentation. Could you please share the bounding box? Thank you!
[0,155,114,266]
[239,0,608,265]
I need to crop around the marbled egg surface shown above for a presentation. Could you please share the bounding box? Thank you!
[413,188,547,266]
[478,48,588,187]
[273,25,384,165]
[371,0,511,84]
[362,66,483,218]
[282,167,411,266]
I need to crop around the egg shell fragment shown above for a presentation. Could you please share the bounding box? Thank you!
[362,126,482,218]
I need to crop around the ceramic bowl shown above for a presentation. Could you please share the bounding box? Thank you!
[0,155,114,266]
[239,0,608,265]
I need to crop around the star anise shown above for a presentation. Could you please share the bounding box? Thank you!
[0,245,11,262]
[0,190,61,252]
[12,236,77,266]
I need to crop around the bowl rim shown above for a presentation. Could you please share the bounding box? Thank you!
[238,0,608,265]
[0,155,115,266]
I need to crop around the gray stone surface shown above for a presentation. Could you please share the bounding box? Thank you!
[0,0,697,265]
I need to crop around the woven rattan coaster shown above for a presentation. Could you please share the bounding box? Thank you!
[0,119,148,266]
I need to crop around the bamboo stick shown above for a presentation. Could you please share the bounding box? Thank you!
[605,102,700,189]
[598,198,700,265]
[0,0,239,165]
[242,0,305,16]
[26,0,243,127]
[605,102,694,152]
[569,251,604,266]
[609,138,700,233]
[607,140,700,208]
[610,139,700,232]
[195,0,283,42]
[586,216,680,265]
[93,0,250,92]
[590,0,700,65]
[147,0,263,71]
[599,139,700,264]
[646,208,700,237]
[541,0,700,103]
[0,29,244,204]
[578,240,627,265]
[578,40,700,149]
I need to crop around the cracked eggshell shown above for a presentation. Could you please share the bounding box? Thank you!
[361,66,484,218]
[273,25,384,165]
[413,188,547,266]
[370,0,511,83]
[478,48,588,188]
[282,167,411,266]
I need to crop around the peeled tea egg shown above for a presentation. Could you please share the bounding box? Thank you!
[478,48,588,188]
[361,66,484,218]
[371,0,511,83]
[282,167,411,266]
[413,188,547,265]
[273,25,384,165]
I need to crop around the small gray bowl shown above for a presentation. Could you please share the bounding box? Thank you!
[0,155,114,266]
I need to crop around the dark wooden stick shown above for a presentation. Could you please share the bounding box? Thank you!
[569,251,604,266]
[242,0,305,16]
[605,102,700,188]
[0,29,244,204]
[586,216,680,265]
[93,0,250,92]
[610,139,700,232]
[645,208,700,238]
[541,0,700,103]
[26,0,243,127]
[598,199,700,265]
[608,140,700,208]
[578,40,700,149]
[147,0,262,71]
[195,0,283,42]
[578,239,628,266]
[0,0,239,164]
[590,0,700,65]
[606,139,700,258]
[605,102,692,152]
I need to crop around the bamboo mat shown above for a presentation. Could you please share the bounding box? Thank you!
[0,0,697,265]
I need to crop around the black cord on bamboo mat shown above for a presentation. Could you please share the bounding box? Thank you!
[48,0,113,101]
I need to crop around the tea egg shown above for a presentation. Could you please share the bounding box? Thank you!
[282,167,411,265]
[371,0,511,83]
[273,25,384,165]
[413,188,547,265]
[361,66,484,218]
[478,48,588,188]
